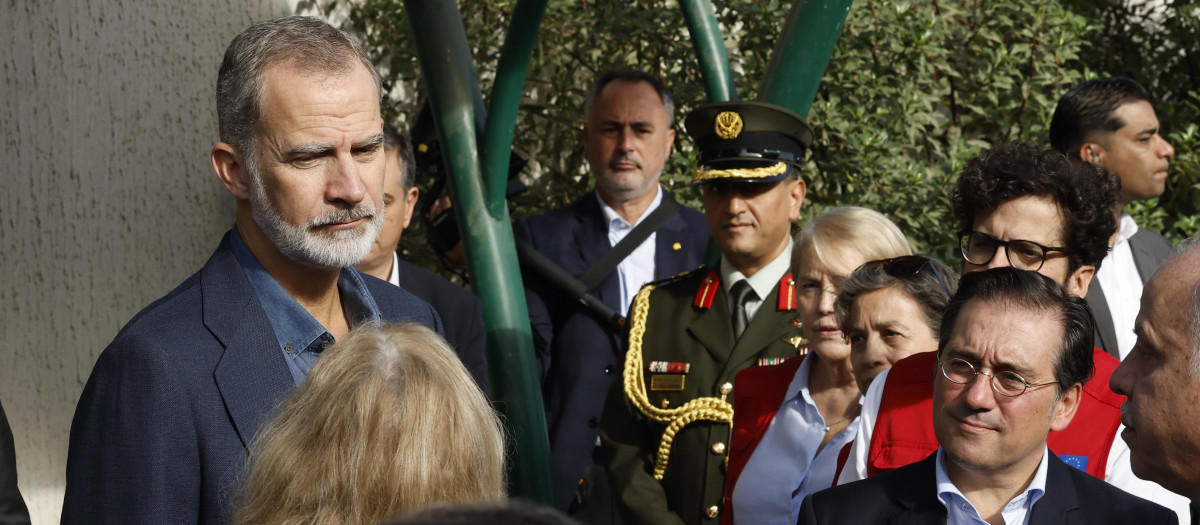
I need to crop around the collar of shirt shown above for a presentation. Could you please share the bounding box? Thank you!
[1112,212,1139,248]
[730,355,861,525]
[597,185,664,316]
[229,227,382,385]
[721,240,793,321]
[935,446,1049,525]
[597,184,665,232]
[388,251,401,287]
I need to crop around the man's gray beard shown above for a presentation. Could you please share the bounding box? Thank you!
[245,158,383,270]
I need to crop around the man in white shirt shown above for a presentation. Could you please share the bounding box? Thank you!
[800,268,1176,525]
[514,70,709,521]
[1050,77,1176,359]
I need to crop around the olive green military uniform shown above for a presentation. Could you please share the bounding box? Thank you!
[600,267,803,525]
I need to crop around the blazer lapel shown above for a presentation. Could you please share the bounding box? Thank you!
[887,455,947,525]
[688,285,737,365]
[569,196,622,310]
[202,237,295,448]
[726,285,796,370]
[654,193,697,277]
[1028,454,1083,525]
[1085,283,1119,359]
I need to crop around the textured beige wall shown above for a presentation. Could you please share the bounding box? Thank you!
[1,1,299,522]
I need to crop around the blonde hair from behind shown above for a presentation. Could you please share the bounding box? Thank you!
[793,206,913,276]
[233,322,506,525]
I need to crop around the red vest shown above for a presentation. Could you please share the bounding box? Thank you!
[722,356,805,525]
[868,348,1123,479]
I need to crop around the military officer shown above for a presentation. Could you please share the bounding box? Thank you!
[600,101,810,525]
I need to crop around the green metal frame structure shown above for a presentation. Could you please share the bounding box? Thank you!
[403,0,855,504]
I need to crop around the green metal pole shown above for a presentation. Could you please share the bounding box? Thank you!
[403,0,554,505]
[484,0,548,212]
[679,0,737,102]
[758,0,856,116]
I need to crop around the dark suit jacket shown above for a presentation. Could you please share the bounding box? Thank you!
[61,232,442,525]
[0,401,29,525]
[798,452,1177,525]
[515,191,708,511]
[394,257,489,393]
[1088,228,1172,358]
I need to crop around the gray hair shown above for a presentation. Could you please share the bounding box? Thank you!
[1165,237,1200,375]
[216,16,382,163]
[584,69,675,126]
[383,123,417,191]
[834,257,959,339]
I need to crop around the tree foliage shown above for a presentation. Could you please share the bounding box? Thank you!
[319,0,1198,268]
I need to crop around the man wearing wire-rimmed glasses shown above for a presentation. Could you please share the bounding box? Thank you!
[799,268,1176,524]
[835,142,1191,521]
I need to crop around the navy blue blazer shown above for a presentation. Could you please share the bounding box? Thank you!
[61,232,442,525]
[798,452,1177,525]
[515,191,708,511]
[394,257,489,393]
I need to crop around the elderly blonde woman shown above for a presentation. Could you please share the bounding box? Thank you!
[233,322,506,525]
[723,206,912,525]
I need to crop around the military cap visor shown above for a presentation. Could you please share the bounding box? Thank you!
[684,101,813,184]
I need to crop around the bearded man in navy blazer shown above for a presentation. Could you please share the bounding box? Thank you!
[514,70,708,522]
[61,16,441,525]
[799,268,1175,525]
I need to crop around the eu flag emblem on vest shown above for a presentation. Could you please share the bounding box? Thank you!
[1059,454,1088,471]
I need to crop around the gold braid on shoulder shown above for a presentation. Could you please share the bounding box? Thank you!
[623,284,734,481]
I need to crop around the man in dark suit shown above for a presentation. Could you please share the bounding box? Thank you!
[601,101,810,525]
[356,123,488,392]
[61,17,441,524]
[515,70,709,521]
[800,268,1176,525]
[1050,77,1176,359]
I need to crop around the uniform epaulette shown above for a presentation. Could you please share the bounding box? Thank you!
[645,265,710,287]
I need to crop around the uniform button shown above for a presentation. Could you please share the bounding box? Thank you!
[719,382,733,395]
[706,505,720,519]
[711,442,726,455]
[588,418,600,428]
[661,398,670,408]
[604,365,614,375]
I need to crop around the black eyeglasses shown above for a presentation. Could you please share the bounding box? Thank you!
[938,357,1058,397]
[860,255,951,296]
[959,232,1067,272]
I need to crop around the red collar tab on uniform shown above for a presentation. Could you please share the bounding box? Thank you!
[777,273,796,311]
[693,270,721,309]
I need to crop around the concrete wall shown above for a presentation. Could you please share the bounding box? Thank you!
[1,1,299,521]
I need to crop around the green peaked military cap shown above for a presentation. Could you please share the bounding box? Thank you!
[684,101,814,184]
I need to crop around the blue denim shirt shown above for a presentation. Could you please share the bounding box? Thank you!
[229,228,382,385]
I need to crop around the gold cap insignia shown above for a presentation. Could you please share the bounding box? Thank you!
[714,111,743,140]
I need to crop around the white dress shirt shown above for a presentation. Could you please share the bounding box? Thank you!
[597,186,663,317]
[1094,213,1143,359]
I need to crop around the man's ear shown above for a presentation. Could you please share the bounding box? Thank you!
[212,142,251,200]
[1050,383,1083,432]
[1078,142,1106,166]
[789,178,807,222]
[400,187,419,230]
[1066,264,1096,297]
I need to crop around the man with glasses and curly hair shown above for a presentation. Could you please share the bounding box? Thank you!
[800,269,1175,524]
[836,142,1190,520]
